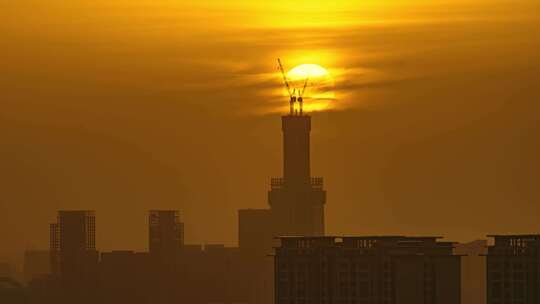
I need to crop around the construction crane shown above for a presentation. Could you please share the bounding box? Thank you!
[278,58,296,115]
[297,77,309,115]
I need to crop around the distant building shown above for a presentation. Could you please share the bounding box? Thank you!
[23,250,50,283]
[148,210,184,262]
[454,240,487,304]
[274,236,461,304]
[97,245,248,304]
[238,209,273,257]
[486,235,540,304]
[100,251,152,304]
[0,263,13,278]
[178,244,248,304]
[0,277,27,304]
[49,210,98,293]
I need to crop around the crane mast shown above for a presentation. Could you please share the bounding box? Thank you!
[278,58,296,115]
[298,77,309,115]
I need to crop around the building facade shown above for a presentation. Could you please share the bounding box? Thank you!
[148,210,184,262]
[454,240,487,304]
[48,210,99,303]
[269,115,326,238]
[487,235,540,304]
[49,210,98,280]
[239,114,327,256]
[237,113,327,304]
[274,236,461,304]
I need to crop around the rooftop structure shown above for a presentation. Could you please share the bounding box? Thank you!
[274,236,461,304]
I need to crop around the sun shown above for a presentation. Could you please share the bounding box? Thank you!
[285,64,335,113]
[288,64,330,79]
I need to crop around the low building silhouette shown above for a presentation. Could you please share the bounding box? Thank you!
[274,236,461,304]
[0,263,13,278]
[454,240,487,304]
[97,244,248,304]
[238,209,274,257]
[486,235,540,304]
[99,251,152,304]
[0,277,27,304]
[23,250,51,284]
[95,210,247,304]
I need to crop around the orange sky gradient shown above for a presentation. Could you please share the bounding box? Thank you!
[1,0,539,269]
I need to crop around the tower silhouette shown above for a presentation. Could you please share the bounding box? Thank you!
[238,111,327,304]
[269,114,326,237]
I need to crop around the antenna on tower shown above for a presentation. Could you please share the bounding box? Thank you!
[278,58,296,115]
[298,77,309,115]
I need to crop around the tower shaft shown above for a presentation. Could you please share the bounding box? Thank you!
[269,114,326,237]
[282,115,311,187]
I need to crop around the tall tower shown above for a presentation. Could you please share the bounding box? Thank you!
[269,114,326,237]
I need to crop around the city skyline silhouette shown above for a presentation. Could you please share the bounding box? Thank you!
[2,2,540,265]
[1,1,540,303]
[3,107,537,304]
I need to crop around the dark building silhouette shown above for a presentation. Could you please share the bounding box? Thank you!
[99,251,152,304]
[238,113,327,304]
[238,209,273,256]
[269,115,326,237]
[0,263,13,278]
[454,240,487,304]
[177,244,248,304]
[97,244,248,304]
[50,223,59,274]
[94,210,247,304]
[149,210,184,262]
[486,235,540,304]
[49,210,99,302]
[0,277,27,304]
[239,114,326,256]
[274,236,461,304]
[27,209,248,304]
[23,250,51,284]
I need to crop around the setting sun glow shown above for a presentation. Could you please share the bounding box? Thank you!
[288,64,329,79]
[284,64,336,113]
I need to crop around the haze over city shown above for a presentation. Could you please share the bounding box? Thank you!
[1,0,539,283]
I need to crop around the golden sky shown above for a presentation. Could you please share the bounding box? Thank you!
[1,0,539,266]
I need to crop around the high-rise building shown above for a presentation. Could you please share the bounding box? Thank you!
[486,235,540,304]
[49,211,98,284]
[269,115,326,237]
[274,236,461,304]
[239,114,327,256]
[237,112,328,304]
[148,210,184,262]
